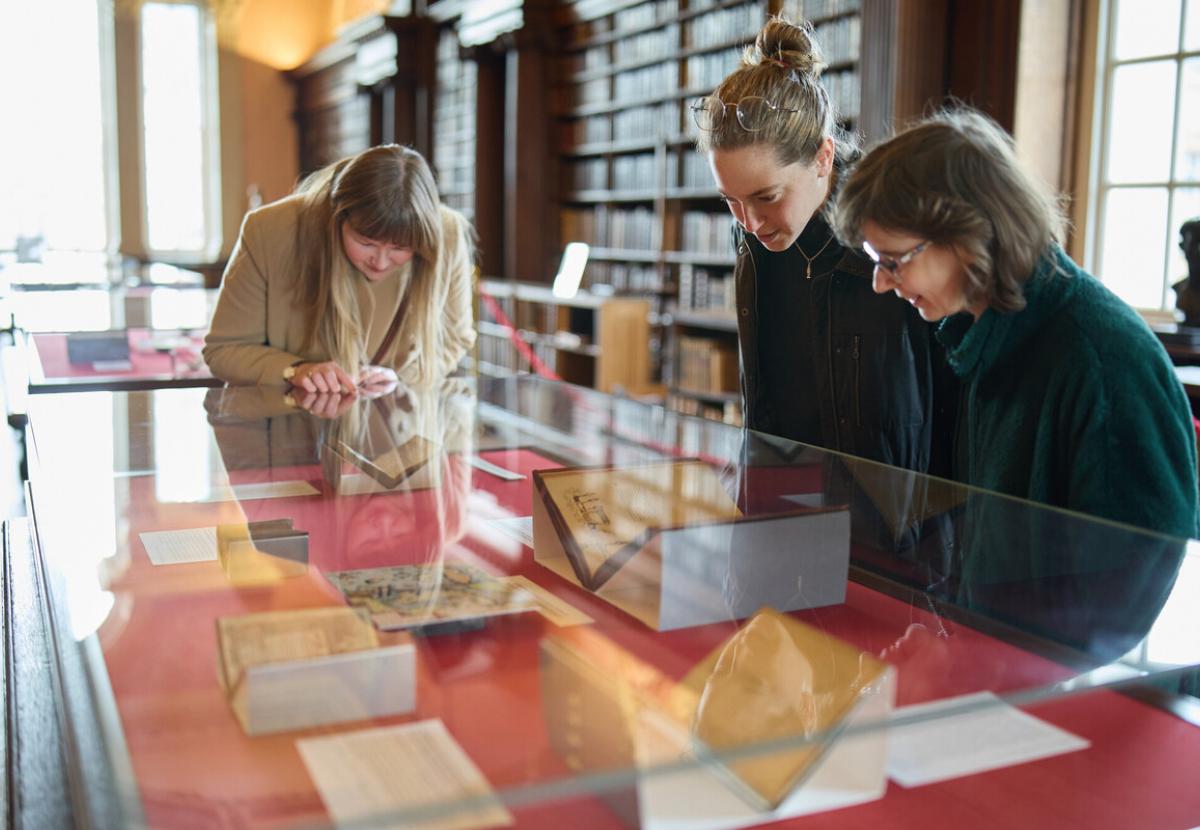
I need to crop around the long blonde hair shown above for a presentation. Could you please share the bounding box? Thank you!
[694,17,857,170]
[293,145,449,382]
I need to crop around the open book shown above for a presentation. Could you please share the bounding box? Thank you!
[324,562,536,631]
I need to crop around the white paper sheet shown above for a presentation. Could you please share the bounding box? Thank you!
[488,516,534,548]
[297,719,513,830]
[139,526,217,565]
[503,575,592,627]
[887,691,1090,787]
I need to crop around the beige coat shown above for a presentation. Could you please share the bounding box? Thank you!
[203,195,475,386]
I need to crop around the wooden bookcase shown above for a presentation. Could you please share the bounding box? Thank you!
[550,0,866,422]
[289,15,437,177]
[433,26,478,220]
[475,278,652,394]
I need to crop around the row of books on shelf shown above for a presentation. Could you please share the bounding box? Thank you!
[681,151,715,189]
[822,69,861,121]
[813,16,861,64]
[565,0,675,43]
[681,210,734,255]
[562,206,657,250]
[786,0,861,22]
[676,335,739,395]
[565,26,677,73]
[562,101,679,146]
[668,392,743,426]
[686,47,745,92]
[588,261,667,294]
[614,153,658,190]
[678,264,736,313]
[683,4,762,50]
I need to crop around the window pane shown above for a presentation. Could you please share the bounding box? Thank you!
[0,1,109,252]
[142,3,208,253]
[1168,188,1200,306]
[1176,58,1200,180]
[1186,0,1200,50]
[1107,61,1177,183]
[1099,188,1169,309]
[1113,0,1182,60]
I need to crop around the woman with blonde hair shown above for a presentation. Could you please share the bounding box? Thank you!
[693,17,954,473]
[833,109,1198,538]
[204,144,476,395]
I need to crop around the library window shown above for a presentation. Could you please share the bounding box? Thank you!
[1091,0,1200,310]
[0,0,116,271]
[140,0,222,260]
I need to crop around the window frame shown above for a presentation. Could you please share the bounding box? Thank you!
[1087,0,1200,311]
[137,0,222,263]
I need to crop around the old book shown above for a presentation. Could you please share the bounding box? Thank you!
[681,607,890,811]
[324,562,536,632]
[215,606,415,735]
[532,458,742,591]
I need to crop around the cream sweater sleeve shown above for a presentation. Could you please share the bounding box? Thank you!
[435,209,477,377]
[202,209,304,385]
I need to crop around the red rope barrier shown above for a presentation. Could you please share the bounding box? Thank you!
[477,288,562,381]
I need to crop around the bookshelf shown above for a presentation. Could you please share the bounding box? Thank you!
[550,0,866,422]
[475,279,653,394]
[432,26,478,220]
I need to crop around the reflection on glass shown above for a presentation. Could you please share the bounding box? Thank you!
[1113,0,1181,60]
[1100,187,1169,308]
[1107,61,1177,184]
[154,389,214,503]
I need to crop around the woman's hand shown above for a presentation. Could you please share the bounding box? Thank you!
[295,389,357,419]
[358,364,400,398]
[289,361,357,394]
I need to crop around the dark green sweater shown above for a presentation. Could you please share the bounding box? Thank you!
[937,245,1200,540]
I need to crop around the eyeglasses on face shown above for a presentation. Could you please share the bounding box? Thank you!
[690,96,800,132]
[862,240,930,277]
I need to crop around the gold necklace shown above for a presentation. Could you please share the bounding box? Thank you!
[795,233,835,280]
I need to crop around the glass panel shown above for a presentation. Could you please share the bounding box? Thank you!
[1107,61,1177,184]
[1168,187,1200,306]
[0,0,109,253]
[1099,187,1170,308]
[1176,58,1200,180]
[1186,0,1200,50]
[141,2,209,253]
[24,378,1200,827]
[1113,0,1182,60]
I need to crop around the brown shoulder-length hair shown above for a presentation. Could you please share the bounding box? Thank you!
[694,16,859,171]
[292,144,446,375]
[831,109,1065,313]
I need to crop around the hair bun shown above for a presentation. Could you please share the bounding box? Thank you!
[753,16,826,78]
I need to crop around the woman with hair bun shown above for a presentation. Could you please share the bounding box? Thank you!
[204,144,476,398]
[693,17,953,473]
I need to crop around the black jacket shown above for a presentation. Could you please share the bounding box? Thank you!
[733,221,956,476]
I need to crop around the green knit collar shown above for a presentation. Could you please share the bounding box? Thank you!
[937,245,1079,379]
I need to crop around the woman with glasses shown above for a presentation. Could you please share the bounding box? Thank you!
[693,17,954,475]
[204,145,476,398]
[833,109,1198,538]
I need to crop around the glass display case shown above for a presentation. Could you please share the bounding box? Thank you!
[21,376,1200,828]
